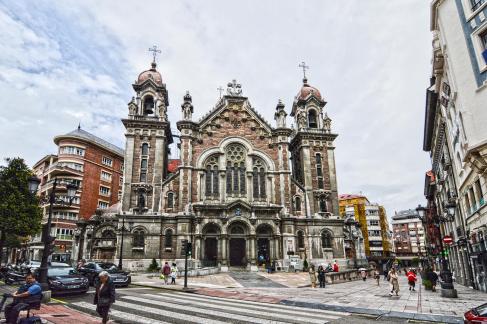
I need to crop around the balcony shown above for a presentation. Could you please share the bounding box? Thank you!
[56,235,73,241]
[47,163,83,176]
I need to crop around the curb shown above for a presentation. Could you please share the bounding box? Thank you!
[130,282,196,293]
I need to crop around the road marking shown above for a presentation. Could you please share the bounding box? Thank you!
[123,295,301,324]
[73,301,171,324]
[151,292,344,320]
[113,299,229,324]
[51,298,67,304]
[168,291,350,316]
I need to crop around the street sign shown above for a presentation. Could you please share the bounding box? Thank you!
[443,236,453,244]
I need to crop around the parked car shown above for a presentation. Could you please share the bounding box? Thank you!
[3,265,27,285]
[45,267,89,296]
[464,303,487,324]
[20,261,70,272]
[78,262,131,287]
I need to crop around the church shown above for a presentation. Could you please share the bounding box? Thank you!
[95,56,347,271]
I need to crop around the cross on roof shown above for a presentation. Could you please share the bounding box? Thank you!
[217,86,224,98]
[148,45,162,63]
[299,61,309,79]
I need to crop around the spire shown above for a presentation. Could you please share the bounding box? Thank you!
[78,122,81,130]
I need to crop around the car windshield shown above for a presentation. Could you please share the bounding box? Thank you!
[476,303,487,317]
[48,267,78,277]
[98,263,118,272]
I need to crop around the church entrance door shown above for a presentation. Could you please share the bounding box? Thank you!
[257,238,270,266]
[204,238,218,267]
[229,238,246,266]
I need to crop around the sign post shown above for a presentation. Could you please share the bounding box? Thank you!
[443,236,453,245]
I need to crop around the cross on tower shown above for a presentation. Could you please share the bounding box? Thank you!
[148,45,162,63]
[299,61,309,80]
[217,86,224,98]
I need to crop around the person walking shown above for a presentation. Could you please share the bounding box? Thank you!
[388,268,399,296]
[170,263,178,285]
[407,268,417,291]
[374,269,380,286]
[94,271,115,324]
[161,262,171,285]
[317,265,326,288]
[361,269,367,281]
[309,264,317,288]
[426,269,439,292]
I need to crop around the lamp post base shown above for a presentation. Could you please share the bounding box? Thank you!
[440,287,458,298]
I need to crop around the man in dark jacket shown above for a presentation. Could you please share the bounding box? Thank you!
[1,273,42,324]
[93,271,116,324]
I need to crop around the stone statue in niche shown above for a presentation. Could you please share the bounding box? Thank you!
[297,109,307,130]
[323,113,332,133]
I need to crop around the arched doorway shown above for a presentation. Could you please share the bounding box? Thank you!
[256,224,273,265]
[228,222,247,266]
[202,223,220,267]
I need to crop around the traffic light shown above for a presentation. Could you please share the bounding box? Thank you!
[186,242,192,256]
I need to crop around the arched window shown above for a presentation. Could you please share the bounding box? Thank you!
[205,155,219,198]
[143,96,154,115]
[297,230,305,249]
[319,196,327,213]
[164,229,173,248]
[321,231,332,248]
[230,225,245,235]
[295,196,301,212]
[167,192,174,208]
[140,143,149,183]
[141,143,149,155]
[308,110,318,128]
[225,144,246,196]
[252,158,266,199]
[315,153,324,189]
[133,230,145,248]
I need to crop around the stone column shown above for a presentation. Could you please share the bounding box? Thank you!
[221,235,228,265]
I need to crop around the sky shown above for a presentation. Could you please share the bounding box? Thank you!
[0,0,432,216]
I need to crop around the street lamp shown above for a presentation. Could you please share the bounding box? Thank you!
[416,204,426,221]
[117,216,133,270]
[30,177,79,292]
[344,216,359,269]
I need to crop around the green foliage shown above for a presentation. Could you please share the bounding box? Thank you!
[147,258,160,272]
[422,278,432,290]
[0,158,43,263]
[411,257,420,266]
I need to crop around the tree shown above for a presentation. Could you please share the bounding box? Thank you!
[0,157,42,264]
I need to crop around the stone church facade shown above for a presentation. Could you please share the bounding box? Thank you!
[108,60,346,270]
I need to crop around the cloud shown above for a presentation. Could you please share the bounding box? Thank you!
[0,0,432,217]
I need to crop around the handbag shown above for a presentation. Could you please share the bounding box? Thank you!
[98,296,111,306]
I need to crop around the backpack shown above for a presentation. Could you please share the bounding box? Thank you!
[18,316,42,324]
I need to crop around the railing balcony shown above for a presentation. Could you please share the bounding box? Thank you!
[56,235,73,241]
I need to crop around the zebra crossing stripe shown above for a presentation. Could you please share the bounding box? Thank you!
[167,291,350,317]
[123,295,326,324]
[151,293,346,319]
[121,295,294,324]
[72,301,171,324]
[112,299,230,324]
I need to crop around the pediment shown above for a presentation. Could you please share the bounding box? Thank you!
[199,96,273,137]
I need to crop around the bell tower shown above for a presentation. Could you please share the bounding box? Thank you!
[121,48,173,214]
[289,63,339,217]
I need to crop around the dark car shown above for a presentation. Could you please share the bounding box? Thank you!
[46,267,89,296]
[78,262,131,287]
[465,303,487,324]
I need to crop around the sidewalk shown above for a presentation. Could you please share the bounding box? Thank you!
[132,271,485,323]
[0,283,101,324]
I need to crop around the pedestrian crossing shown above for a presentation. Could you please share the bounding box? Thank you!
[71,290,350,324]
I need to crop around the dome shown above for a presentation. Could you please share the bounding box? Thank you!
[297,78,322,101]
[137,62,163,86]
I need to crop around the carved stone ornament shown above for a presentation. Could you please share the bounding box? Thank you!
[227,79,243,96]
